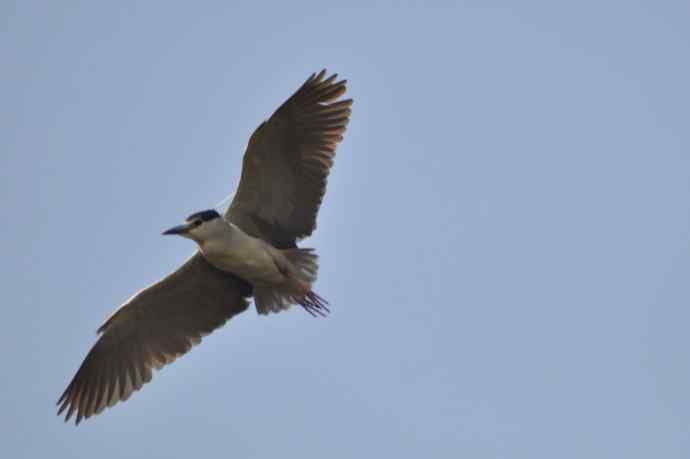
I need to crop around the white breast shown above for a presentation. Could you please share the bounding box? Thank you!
[198,223,283,285]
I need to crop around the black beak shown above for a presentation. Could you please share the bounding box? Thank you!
[162,223,192,236]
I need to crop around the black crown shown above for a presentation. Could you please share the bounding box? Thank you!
[186,209,221,222]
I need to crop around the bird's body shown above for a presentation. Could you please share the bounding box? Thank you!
[202,225,284,285]
[171,212,328,315]
[195,216,284,284]
[57,69,352,424]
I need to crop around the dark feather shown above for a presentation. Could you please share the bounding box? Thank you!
[227,70,352,247]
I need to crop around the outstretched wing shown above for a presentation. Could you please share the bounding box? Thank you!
[227,70,352,248]
[57,254,250,425]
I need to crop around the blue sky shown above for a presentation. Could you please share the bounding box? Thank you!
[2,2,689,458]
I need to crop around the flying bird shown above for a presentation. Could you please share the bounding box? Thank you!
[57,70,352,424]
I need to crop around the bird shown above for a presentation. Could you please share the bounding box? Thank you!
[57,70,352,425]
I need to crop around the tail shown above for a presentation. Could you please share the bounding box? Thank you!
[254,248,329,317]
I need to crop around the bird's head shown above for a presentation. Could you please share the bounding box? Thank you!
[162,209,223,242]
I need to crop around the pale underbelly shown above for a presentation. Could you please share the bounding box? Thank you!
[201,249,284,285]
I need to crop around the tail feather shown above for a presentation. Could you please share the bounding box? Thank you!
[254,248,329,317]
[254,288,291,314]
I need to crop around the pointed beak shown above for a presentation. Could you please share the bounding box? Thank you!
[162,223,192,236]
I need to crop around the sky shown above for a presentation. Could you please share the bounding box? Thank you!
[2,1,690,458]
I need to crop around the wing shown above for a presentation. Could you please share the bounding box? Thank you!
[57,254,250,425]
[227,70,352,248]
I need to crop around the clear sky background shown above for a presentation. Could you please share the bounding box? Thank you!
[2,1,689,458]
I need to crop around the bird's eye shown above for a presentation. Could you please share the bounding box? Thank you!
[193,220,203,227]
